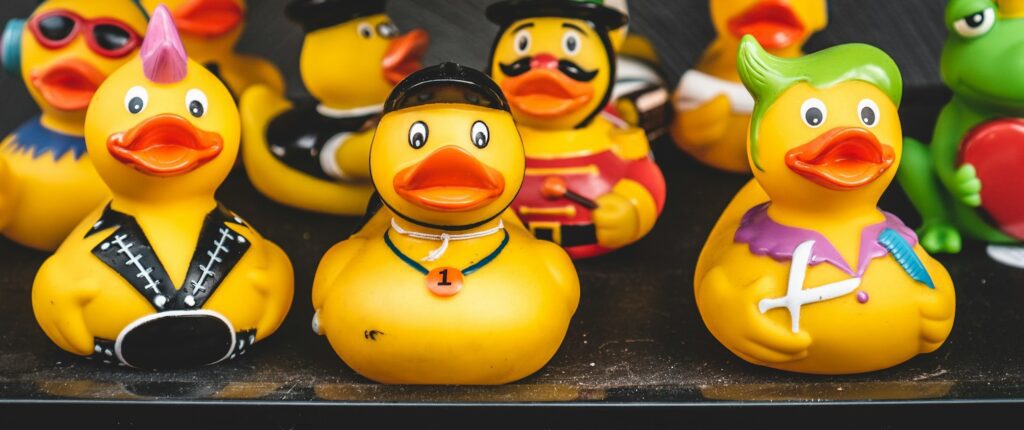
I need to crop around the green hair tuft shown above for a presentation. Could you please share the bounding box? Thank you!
[737,35,903,171]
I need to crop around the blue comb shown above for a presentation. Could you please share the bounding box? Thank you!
[879,228,935,289]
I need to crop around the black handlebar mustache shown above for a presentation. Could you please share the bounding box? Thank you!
[499,57,599,82]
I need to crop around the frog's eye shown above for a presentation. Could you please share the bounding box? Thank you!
[513,29,531,55]
[409,121,428,149]
[471,121,490,149]
[186,89,208,118]
[124,86,148,114]
[953,8,995,38]
[357,22,373,39]
[857,99,879,128]
[800,98,827,128]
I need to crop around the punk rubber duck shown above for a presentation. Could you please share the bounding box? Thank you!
[0,0,147,250]
[139,0,285,97]
[671,0,827,173]
[32,6,294,369]
[694,37,955,374]
[899,0,1024,267]
[311,63,579,384]
[487,0,666,260]
[240,0,429,215]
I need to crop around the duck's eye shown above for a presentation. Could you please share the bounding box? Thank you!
[471,121,490,149]
[409,121,428,149]
[513,29,531,55]
[124,86,148,114]
[857,99,880,128]
[377,22,398,38]
[562,30,582,56]
[357,22,373,39]
[186,89,208,118]
[800,98,827,128]
[954,8,995,38]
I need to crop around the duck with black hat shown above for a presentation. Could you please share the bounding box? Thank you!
[487,0,667,260]
[239,0,429,215]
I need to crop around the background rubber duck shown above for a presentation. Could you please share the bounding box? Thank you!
[670,0,827,173]
[603,0,671,140]
[899,0,1024,267]
[139,0,285,97]
[32,6,293,369]
[694,37,955,374]
[239,0,429,215]
[312,63,579,385]
[0,0,147,250]
[487,0,666,260]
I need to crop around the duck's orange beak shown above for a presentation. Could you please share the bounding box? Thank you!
[382,29,429,85]
[170,0,244,38]
[728,0,806,50]
[108,114,224,176]
[785,127,895,190]
[393,146,505,211]
[29,58,106,111]
[500,54,594,118]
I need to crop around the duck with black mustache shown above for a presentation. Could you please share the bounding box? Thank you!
[487,0,666,260]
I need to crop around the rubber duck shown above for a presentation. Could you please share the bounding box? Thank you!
[0,0,147,250]
[899,0,1024,267]
[31,6,294,369]
[139,0,285,97]
[602,0,671,140]
[670,0,827,173]
[239,0,429,215]
[694,37,956,374]
[311,63,579,384]
[486,0,666,260]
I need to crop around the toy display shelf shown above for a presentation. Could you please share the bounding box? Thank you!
[1,88,1023,425]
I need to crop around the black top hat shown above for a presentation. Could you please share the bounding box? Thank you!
[286,0,387,33]
[486,0,627,30]
[384,62,510,114]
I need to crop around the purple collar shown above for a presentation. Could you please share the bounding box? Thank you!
[734,203,918,277]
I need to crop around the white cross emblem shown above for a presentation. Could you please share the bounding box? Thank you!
[758,240,862,333]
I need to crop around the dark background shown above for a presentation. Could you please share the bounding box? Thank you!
[0,0,947,133]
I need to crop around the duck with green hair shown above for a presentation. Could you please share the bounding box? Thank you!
[693,36,956,374]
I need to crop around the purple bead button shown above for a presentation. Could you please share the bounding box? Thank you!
[856,291,869,304]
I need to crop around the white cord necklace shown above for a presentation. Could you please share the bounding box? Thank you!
[390,218,505,262]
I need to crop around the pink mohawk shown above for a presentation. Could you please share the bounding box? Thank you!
[141,4,188,84]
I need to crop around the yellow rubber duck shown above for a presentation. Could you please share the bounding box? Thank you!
[694,37,956,374]
[0,0,147,250]
[32,6,293,369]
[312,63,579,385]
[671,0,827,173]
[240,0,429,215]
[487,0,666,260]
[139,0,285,97]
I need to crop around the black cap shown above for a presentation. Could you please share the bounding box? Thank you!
[384,62,510,114]
[486,0,627,30]
[286,0,387,33]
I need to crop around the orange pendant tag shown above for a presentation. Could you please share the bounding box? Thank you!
[425,267,463,297]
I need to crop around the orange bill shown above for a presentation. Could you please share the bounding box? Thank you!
[108,114,224,176]
[383,29,430,85]
[29,58,106,111]
[171,0,244,37]
[394,146,505,211]
[785,127,895,190]
[728,0,806,50]
[500,66,594,118]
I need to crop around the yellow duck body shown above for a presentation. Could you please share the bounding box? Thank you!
[32,7,293,369]
[0,0,148,250]
[240,4,428,215]
[140,0,285,96]
[694,38,955,374]
[671,0,828,173]
[313,64,579,384]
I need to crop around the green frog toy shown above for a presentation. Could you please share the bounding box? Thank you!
[900,0,1024,266]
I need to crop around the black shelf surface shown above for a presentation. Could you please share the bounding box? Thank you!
[3,88,1024,421]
